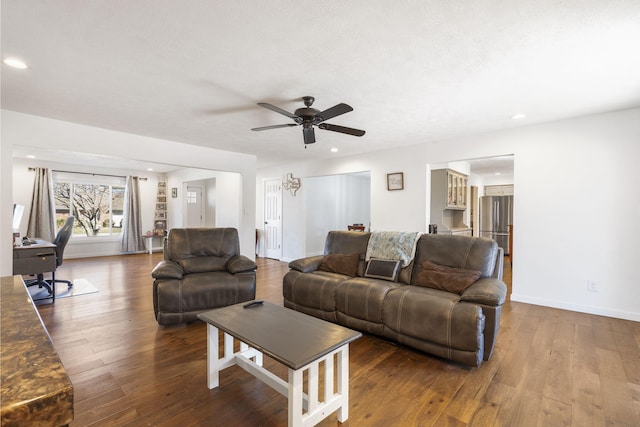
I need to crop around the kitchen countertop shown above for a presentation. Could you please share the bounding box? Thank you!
[1,275,74,426]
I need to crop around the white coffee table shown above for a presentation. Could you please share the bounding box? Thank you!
[198,301,362,427]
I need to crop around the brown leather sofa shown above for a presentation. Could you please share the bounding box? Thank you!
[283,231,507,367]
[152,228,257,326]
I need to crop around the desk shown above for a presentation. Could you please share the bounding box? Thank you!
[0,275,74,426]
[13,239,57,301]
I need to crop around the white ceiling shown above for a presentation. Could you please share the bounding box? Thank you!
[2,1,640,171]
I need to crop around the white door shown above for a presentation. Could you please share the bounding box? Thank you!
[185,185,204,227]
[264,179,282,259]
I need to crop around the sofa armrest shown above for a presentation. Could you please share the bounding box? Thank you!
[152,260,184,280]
[460,277,507,306]
[288,255,325,273]
[227,255,257,274]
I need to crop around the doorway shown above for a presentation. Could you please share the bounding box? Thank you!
[264,179,282,259]
[185,185,204,227]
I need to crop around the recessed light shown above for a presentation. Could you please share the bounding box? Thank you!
[147,168,154,171]
[26,155,36,159]
[3,57,28,69]
[511,114,526,120]
[330,148,338,153]
[495,172,501,176]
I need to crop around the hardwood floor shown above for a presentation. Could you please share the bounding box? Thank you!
[34,254,640,426]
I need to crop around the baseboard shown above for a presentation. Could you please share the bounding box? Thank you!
[510,293,640,322]
[67,250,148,259]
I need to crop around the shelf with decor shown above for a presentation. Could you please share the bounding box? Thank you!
[145,181,167,254]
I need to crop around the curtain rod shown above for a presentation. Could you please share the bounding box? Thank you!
[28,167,148,181]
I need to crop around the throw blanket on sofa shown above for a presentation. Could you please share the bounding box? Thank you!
[365,231,422,267]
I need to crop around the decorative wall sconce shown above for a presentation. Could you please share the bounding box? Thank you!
[283,173,301,196]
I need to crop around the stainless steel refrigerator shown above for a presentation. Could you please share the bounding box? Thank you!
[479,195,513,255]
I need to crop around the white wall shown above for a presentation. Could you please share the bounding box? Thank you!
[204,178,217,227]
[1,110,257,272]
[0,110,13,274]
[166,169,241,231]
[257,108,640,322]
[305,173,371,256]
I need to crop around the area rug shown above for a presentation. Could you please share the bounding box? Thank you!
[28,278,99,300]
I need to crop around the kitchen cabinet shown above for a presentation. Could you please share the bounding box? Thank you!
[485,184,514,196]
[430,169,470,235]
[441,169,468,210]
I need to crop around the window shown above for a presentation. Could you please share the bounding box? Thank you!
[53,172,126,237]
[186,191,198,204]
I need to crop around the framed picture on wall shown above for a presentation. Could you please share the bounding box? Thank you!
[387,172,404,191]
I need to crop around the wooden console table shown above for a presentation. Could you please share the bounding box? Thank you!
[0,275,74,426]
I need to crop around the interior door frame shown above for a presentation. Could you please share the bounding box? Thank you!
[183,184,204,227]
[263,179,282,260]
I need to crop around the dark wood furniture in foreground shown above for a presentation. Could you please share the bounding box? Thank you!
[199,302,361,426]
[0,275,73,426]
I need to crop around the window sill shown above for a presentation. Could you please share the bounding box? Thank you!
[69,236,121,244]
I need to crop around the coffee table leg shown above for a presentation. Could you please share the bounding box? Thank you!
[336,345,349,422]
[288,368,303,427]
[207,323,220,389]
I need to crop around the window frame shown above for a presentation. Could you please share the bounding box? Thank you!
[53,172,126,239]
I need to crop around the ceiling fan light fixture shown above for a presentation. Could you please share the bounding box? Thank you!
[252,96,365,145]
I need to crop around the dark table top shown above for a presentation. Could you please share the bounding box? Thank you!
[198,302,362,370]
[13,239,56,251]
[1,275,73,426]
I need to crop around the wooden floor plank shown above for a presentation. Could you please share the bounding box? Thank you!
[26,253,638,426]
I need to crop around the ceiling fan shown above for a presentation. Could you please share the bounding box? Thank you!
[251,96,365,145]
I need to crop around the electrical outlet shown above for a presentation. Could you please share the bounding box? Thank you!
[587,281,599,292]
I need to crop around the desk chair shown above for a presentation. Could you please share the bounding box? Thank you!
[47,216,75,288]
[26,216,75,295]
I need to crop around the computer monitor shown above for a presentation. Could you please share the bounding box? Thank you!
[12,204,25,230]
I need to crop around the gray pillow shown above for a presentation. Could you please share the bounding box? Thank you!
[364,259,402,282]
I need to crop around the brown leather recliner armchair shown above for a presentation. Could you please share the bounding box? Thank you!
[152,228,257,326]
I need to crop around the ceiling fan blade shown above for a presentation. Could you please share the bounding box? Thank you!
[251,123,299,131]
[318,123,366,137]
[303,126,316,144]
[315,103,353,123]
[257,102,299,120]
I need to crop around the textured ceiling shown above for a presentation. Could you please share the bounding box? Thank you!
[2,1,640,169]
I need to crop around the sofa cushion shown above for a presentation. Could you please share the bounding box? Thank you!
[282,270,345,313]
[383,286,484,355]
[180,256,228,273]
[336,277,404,324]
[412,234,499,278]
[413,260,481,294]
[318,253,360,277]
[364,259,402,282]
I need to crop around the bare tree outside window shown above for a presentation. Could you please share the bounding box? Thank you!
[54,181,125,237]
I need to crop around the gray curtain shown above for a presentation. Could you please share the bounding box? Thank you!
[120,176,145,252]
[27,167,56,241]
